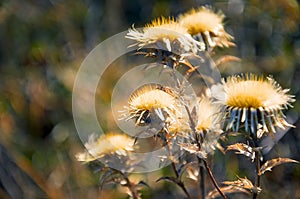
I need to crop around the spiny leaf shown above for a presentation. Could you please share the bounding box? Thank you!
[206,185,250,199]
[178,143,208,159]
[226,143,256,161]
[259,158,299,175]
[223,177,261,193]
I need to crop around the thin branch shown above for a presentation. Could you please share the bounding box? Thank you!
[107,168,139,199]
[252,138,261,199]
[203,160,228,199]
[179,182,192,199]
[199,159,205,199]
[165,135,191,199]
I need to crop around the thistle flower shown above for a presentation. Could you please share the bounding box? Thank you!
[178,6,234,50]
[211,74,295,138]
[76,133,135,162]
[167,113,191,134]
[126,17,204,54]
[196,95,223,132]
[125,84,182,127]
[178,95,224,158]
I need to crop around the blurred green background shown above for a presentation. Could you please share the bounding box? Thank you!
[0,0,299,198]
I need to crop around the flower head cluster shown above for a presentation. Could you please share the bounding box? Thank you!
[127,6,234,56]
[126,17,203,54]
[76,133,135,162]
[212,74,295,138]
[178,6,234,49]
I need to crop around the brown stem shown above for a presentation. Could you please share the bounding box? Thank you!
[110,168,139,199]
[172,161,179,178]
[126,178,138,199]
[252,153,261,199]
[252,139,261,199]
[184,105,207,199]
[199,159,205,199]
[166,136,191,199]
[166,134,179,178]
[167,150,191,199]
[203,160,228,199]
[178,181,192,199]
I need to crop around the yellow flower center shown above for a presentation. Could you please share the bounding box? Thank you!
[226,80,279,109]
[179,7,223,35]
[129,84,176,110]
[143,17,188,41]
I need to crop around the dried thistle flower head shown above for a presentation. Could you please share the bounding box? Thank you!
[212,73,295,138]
[195,95,223,157]
[76,133,135,162]
[196,95,223,132]
[126,84,181,127]
[167,112,191,134]
[177,95,224,159]
[126,17,204,53]
[178,6,234,49]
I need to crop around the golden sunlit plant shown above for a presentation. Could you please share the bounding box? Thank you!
[126,17,203,53]
[76,5,298,199]
[125,83,181,127]
[178,95,224,159]
[76,133,145,199]
[76,133,135,162]
[211,74,297,198]
[212,73,295,138]
[178,6,234,50]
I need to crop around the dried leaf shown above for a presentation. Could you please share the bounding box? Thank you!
[98,167,128,189]
[178,161,199,181]
[259,158,299,175]
[206,185,250,199]
[226,143,256,161]
[137,180,150,188]
[215,55,241,67]
[223,177,261,193]
[156,176,180,184]
[185,167,199,181]
[216,142,226,154]
[179,143,208,159]
[100,171,123,188]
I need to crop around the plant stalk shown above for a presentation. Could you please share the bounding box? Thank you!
[203,160,228,199]
[252,137,261,199]
[179,182,192,199]
[199,159,205,199]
